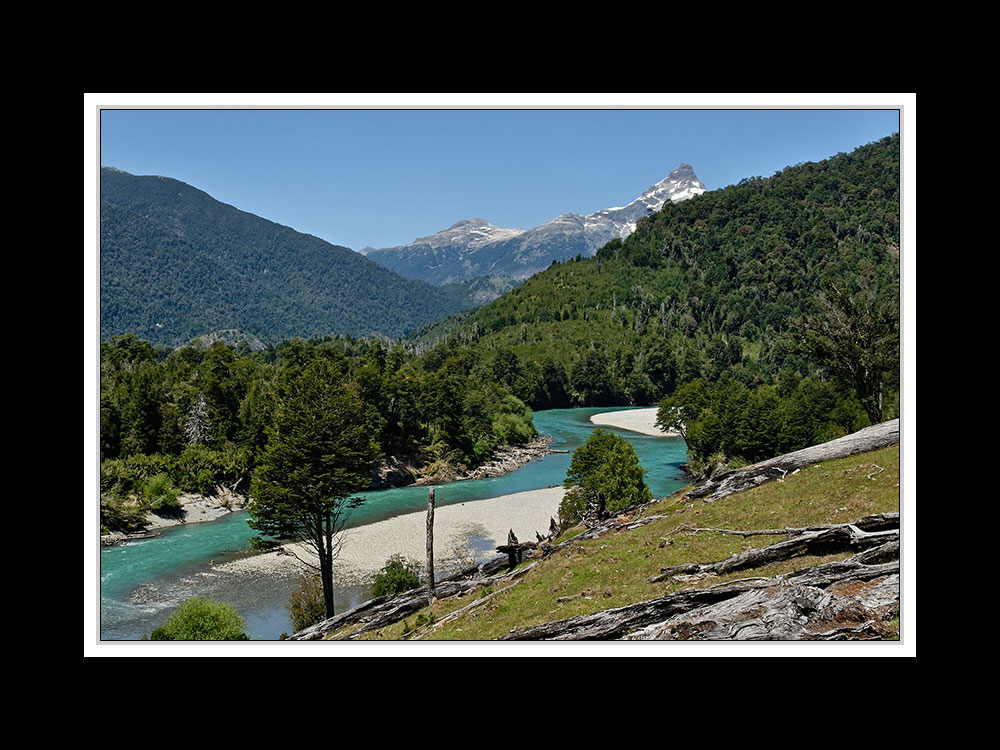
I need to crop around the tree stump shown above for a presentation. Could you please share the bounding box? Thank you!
[496,529,539,570]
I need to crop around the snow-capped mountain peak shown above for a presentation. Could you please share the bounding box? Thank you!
[624,163,707,216]
[360,218,524,257]
[573,163,707,245]
[363,163,706,284]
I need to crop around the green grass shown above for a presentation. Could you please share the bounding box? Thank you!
[350,445,900,641]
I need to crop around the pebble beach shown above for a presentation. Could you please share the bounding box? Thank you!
[211,486,567,584]
[589,407,678,437]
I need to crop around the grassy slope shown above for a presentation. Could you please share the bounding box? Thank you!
[341,444,900,641]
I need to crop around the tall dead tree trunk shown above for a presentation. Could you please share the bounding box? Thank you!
[426,487,436,604]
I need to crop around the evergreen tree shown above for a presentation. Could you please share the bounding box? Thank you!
[791,281,898,425]
[248,359,381,619]
[560,429,652,524]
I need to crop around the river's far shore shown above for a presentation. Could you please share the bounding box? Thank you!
[212,486,567,585]
[145,492,245,530]
[589,407,680,437]
[100,490,248,545]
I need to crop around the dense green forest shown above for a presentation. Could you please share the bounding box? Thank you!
[100,168,484,346]
[99,334,536,532]
[406,135,901,468]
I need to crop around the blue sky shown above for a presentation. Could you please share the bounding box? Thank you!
[95,97,903,252]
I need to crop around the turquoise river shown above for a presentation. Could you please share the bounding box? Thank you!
[98,407,688,640]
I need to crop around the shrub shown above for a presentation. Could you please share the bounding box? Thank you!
[371,554,423,598]
[288,575,327,632]
[491,412,534,445]
[175,444,249,494]
[101,454,176,500]
[143,473,181,512]
[472,437,495,461]
[149,597,249,641]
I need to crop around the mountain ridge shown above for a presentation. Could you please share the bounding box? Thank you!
[362,163,706,285]
[99,167,478,346]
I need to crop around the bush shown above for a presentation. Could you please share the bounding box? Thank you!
[371,554,422,598]
[472,437,495,461]
[100,454,177,500]
[149,597,249,641]
[175,444,249,494]
[288,575,327,632]
[143,473,181,512]
[491,412,534,445]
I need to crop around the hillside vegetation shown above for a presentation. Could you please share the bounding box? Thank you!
[308,439,900,642]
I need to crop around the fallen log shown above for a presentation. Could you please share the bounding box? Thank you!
[100,531,160,546]
[687,419,900,503]
[668,513,899,540]
[501,581,758,641]
[411,579,525,639]
[624,570,900,641]
[287,578,487,640]
[648,517,899,582]
[668,512,899,539]
[287,559,540,640]
[500,542,899,641]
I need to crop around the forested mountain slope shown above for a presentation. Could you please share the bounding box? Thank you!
[100,168,476,346]
[408,135,901,435]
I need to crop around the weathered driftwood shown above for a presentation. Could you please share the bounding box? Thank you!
[687,419,900,503]
[783,551,899,588]
[537,516,562,543]
[101,531,160,546]
[624,571,900,641]
[500,542,899,641]
[286,579,482,640]
[411,578,526,639]
[669,512,899,539]
[501,582,759,641]
[287,559,540,640]
[648,515,899,582]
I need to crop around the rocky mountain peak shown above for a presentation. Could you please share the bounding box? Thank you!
[668,163,697,180]
[363,163,707,284]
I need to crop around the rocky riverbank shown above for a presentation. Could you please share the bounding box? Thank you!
[370,435,558,489]
[457,435,556,481]
[100,486,248,546]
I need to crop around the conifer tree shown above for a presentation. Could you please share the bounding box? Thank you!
[248,359,381,620]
